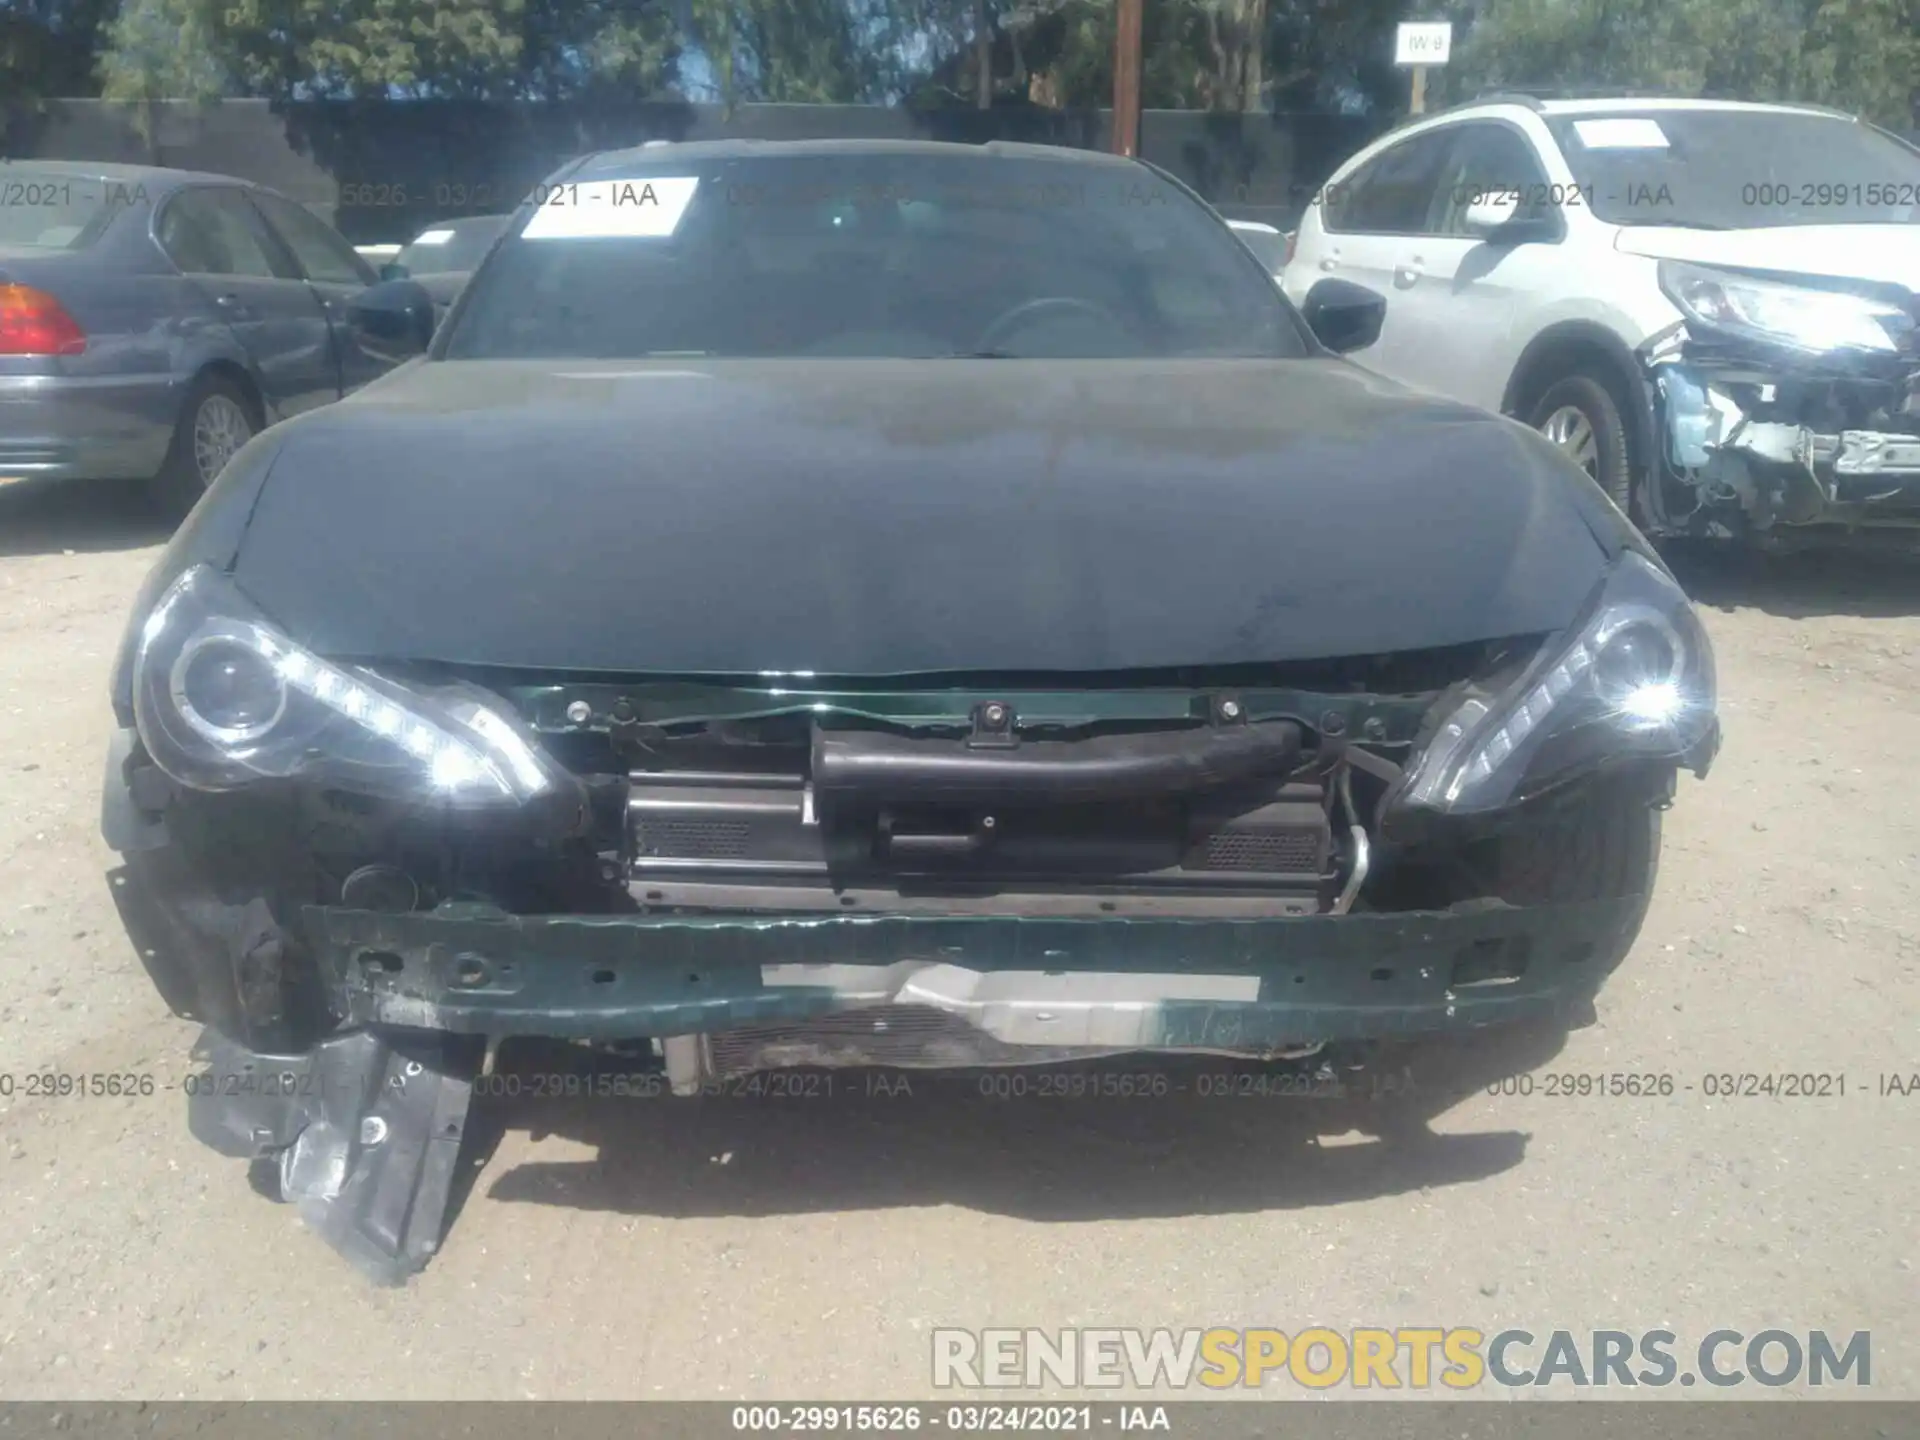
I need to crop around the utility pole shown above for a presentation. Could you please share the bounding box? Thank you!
[1111,0,1143,155]
[975,0,992,107]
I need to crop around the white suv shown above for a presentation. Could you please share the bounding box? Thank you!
[1282,96,1920,548]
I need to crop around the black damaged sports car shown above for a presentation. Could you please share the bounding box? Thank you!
[101,139,1719,1282]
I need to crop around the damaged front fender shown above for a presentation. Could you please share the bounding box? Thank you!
[1642,310,1920,542]
[187,1027,476,1286]
[112,828,478,1285]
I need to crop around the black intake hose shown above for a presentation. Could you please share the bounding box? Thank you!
[811,721,1306,804]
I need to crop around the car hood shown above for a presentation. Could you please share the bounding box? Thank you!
[218,358,1620,678]
[1614,223,1920,291]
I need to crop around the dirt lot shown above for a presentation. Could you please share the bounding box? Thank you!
[0,477,1915,1400]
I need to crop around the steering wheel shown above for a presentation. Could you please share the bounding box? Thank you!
[976,296,1126,353]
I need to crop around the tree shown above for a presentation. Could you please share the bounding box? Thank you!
[943,0,1225,109]
[1,0,120,141]
[1263,0,1403,111]
[90,0,690,104]
[1194,0,1265,109]
[96,0,229,152]
[1447,0,1919,128]
[513,0,683,101]
[56,0,1920,129]
[206,0,529,99]
[683,0,903,104]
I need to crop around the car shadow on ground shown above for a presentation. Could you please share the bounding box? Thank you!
[0,478,173,559]
[449,1018,1576,1226]
[1665,540,1920,620]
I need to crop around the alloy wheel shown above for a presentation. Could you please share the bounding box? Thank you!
[192,394,253,486]
[1540,404,1600,479]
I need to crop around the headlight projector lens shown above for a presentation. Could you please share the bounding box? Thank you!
[170,634,287,745]
[1593,616,1685,731]
[1594,620,1678,689]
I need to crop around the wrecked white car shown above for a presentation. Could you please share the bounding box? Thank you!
[1282,96,1920,550]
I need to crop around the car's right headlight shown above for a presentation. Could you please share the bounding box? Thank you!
[132,565,560,806]
[1659,260,1910,356]
[1391,551,1718,817]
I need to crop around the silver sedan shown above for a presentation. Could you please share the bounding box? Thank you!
[1,160,396,512]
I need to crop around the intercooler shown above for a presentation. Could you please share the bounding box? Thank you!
[623,720,1343,1084]
[625,764,1337,917]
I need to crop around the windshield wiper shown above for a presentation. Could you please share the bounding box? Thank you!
[927,349,1025,359]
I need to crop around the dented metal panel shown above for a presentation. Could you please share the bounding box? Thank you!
[304,897,1642,1047]
[1645,318,1920,540]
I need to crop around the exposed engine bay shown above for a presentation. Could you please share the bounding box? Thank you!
[621,707,1366,1086]
[106,553,1717,1280]
[115,597,1709,1080]
[121,630,1607,1080]
[1643,266,1920,544]
[629,718,1341,920]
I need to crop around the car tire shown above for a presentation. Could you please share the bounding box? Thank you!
[1348,782,1658,1135]
[152,373,257,517]
[1485,780,1661,910]
[1530,374,1635,519]
[1475,780,1664,986]
[1387,778,1662,948]
[246,1153,291,1204]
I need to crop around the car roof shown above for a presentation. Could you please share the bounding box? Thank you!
[570,137,1140,180]
[1430,95,1854,124]
[1358,94,1862,156]
[1534,97,1854,119]
[0,158,252,191]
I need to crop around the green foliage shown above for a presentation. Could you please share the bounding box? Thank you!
[975,0,1193,108]
[212,0,529,98]
[2,0,1904,126]
[1,0,120,138]
[515,0,682,99]
[98,0,231,103]
[1264,0,1404,109]
[688,0,892,103]
[1445,0,1919,128]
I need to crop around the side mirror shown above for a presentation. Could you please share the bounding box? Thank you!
[1300,277,1386,354]
[348,278,436,363]
[1463,192,1557,244]
[378,260,410,282]
[1463,191,1520,235]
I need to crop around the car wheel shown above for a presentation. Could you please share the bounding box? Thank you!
[1530,374,1635,519]
[246,1153,292,1203]
[153,374,257,517]
[1486,780,1660,907]
[1474,780,1663,982]
[1385,779,1661,964]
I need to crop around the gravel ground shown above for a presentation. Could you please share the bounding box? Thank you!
[0,477,1915,1401]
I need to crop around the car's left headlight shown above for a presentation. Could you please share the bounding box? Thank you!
[1659,259,1909,356]
[132,564,559,806]
[1394,551,1717,816]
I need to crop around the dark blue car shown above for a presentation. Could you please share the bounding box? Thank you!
[0,160,391,511]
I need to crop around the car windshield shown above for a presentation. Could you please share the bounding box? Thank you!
[440,153,1306,360]
[396,215,509,274]
[0,169,128,249]
[1546,110,1920,228]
